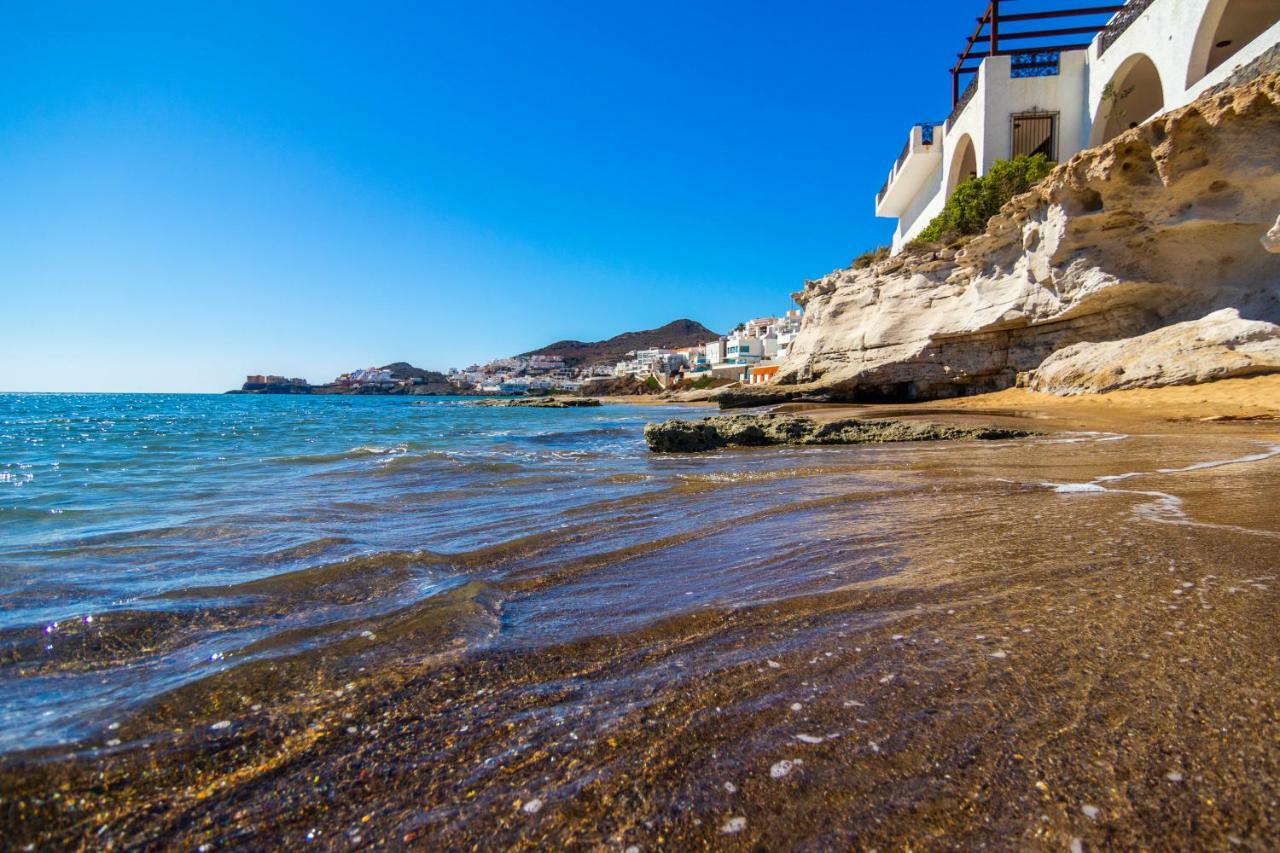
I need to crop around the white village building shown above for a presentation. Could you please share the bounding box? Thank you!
[877,0,1280,254]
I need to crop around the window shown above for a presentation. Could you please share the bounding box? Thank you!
[1011,111,1057,160]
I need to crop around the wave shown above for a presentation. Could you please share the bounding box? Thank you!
[268,444,410,465]
[157,548,453,603]
[1042,442,1280,538]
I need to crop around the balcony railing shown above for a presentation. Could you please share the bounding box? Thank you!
[894,137,912,173]
[946,76,979,131]
[1099,0,1156,55]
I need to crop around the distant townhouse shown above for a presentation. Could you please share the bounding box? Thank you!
[347,367,394,385]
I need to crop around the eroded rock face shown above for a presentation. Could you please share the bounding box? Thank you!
[643,414,1035,453]
[755,75,1280,404]
[1029,309,1280,395]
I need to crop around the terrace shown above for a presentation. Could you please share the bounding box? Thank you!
[876,2,1127,215]
[874,122,945,217]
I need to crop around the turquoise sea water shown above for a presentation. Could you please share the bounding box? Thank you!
[0,393,909,753]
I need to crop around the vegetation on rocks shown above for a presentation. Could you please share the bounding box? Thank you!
[911,153,1054,246]
[852,245,890,269]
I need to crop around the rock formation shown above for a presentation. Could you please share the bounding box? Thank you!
[643,414,1034,453]
[733,75,1280,406]
[1029,308,1280,395]
[464,397,602,408]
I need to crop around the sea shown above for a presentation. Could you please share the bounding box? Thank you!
[0,392,919,753]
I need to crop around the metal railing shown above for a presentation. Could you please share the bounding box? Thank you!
[1099,0,1156,55]
[894,137,912,173]
[946,76,980,131]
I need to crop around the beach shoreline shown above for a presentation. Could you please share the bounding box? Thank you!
[3,378,1278,848]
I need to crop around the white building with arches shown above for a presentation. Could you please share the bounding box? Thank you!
[876,0,1280,254]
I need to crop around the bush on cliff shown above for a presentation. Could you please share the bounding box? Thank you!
[852,245,890,269]
[911,153,1054,246]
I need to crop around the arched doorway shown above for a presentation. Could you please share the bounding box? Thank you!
[1092,54,1165,146]
[946,134,977,196]
[1187,0,1280,86]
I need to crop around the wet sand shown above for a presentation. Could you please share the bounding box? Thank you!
[3,381,1279,849]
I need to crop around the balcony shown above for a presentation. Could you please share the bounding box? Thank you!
[874,122,944,218]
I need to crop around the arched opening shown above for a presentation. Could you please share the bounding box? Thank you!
[946,134,977,196]
[1091,54,1165,147]
[1187,0,1280,86]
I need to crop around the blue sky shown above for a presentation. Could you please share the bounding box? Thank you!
[4,1,1006,392]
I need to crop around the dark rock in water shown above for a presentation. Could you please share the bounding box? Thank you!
[466,397,602,408]
[644,413,1036,453]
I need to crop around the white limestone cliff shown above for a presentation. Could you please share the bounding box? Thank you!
[753,75,1280,403]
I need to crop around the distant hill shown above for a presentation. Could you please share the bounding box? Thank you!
[520,319,721,368]
[379,362,447,384]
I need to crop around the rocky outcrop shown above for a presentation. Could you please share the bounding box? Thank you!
[580,377,660,397]
[741,75,1280,405]
[465,397,602,408]
[643,414,1035,453]
[1029,309,1280,394]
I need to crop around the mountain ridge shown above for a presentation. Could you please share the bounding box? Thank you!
[519,319,721,367]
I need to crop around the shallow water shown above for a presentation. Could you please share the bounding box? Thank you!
[0,394,716,746]
[3,393,1279,849]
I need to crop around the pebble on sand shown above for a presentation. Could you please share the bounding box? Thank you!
[767,660,782,669]
[1082,804,1100,819]
[210,720,232,731]
[770,759,797,779]
[1165,771,1184,782]
[720,816,747,834]
[521,798,544,814]
[989,650,1008,659]
[795,734,824,744]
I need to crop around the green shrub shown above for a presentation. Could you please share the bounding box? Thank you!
[687,375,728,390]
[644,375,661,392]
[912,153,1054,246]
[852,245,890,269]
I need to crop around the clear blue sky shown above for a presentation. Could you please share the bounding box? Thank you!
[3,1,998,392]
